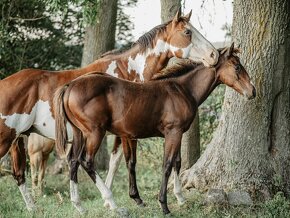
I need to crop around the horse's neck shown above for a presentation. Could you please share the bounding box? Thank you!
[181,68,218,106]
[80,43,170,82]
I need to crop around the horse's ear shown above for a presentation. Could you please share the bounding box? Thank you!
[220,47,228,55]
[184,10,192,21]
[173,7,182,23]
[233,44,242,54]
[226,42,235,57]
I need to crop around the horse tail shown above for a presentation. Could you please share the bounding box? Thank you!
[53,85,69,159]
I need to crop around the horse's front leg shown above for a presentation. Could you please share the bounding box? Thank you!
[173,150,186,205]
[122,138,144,206]
[159,129,183,214]
[11,136,35,211]
[105,136,123,189]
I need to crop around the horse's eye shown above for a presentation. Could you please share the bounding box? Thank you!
[184,29,192,36]
[235,64,241,72]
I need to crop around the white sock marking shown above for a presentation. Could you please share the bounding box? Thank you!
[105,148,123,189]
[95,173,117,210]
[19,183,35,211]
[173,169,185,205]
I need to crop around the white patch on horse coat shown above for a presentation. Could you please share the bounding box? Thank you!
[106,61,118,78]
[181,44,193,58]
[128,54,146,81]
[0,100,72,140]
[127,39,192,82]
[0,111,35,136]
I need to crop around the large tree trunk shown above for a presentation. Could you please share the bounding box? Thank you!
[160,0,181,22]
[81,0,118,170]
[181,0,290,198]
[81,0,117,66]
[160,0,200,170]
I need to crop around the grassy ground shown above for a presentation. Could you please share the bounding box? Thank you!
[1,140,290,218]
[1,88,289,217]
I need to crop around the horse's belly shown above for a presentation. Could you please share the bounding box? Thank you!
[33,101,73,141]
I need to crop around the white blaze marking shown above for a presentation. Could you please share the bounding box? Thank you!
[105,61,118,78]
[0,100,72,140]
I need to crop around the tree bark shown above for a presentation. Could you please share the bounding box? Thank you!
[81,0,118,169]
[160,0,181,23]
[181,0,290,198]
[160,0,200,170]
[81,0,118,66]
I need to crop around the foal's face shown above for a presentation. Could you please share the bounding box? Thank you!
[167,10,219,67]
[219,44,256,100]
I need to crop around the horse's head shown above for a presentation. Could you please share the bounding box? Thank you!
[166,8,219,67]
[217,43,256,100]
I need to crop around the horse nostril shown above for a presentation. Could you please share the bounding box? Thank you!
[210,51,215,59]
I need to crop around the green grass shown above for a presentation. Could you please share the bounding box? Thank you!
[1,141,290,218]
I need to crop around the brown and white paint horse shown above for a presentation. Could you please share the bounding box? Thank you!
[0,9,218,212]
[53,43,256,214]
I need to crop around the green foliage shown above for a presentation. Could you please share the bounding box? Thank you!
[0,0,136,78]
[262,192,290,218]
[199,85,226,150]
[116,0,137,48]
[0,0,83,78]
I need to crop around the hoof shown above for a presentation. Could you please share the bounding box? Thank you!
[114,207,129,217]
[165,212,173,217]
[135,198,146,207]
[159,202,171,215]
[72,202,87,214]
[103,200,110,208]
[137,202,146,207]
[177,198,186,206]
[163,209,171,215]
[26,204,37,212]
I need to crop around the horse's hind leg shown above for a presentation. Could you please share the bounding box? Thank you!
[80,129,119,211]
[159,130,183,214]
[105,136,123,189]
[122,138,144,206]
[11,136,35,211]
[173,150,186,205]
[68,127,86,214]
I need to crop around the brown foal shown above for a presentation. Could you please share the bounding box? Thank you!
[54,43,256,214]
